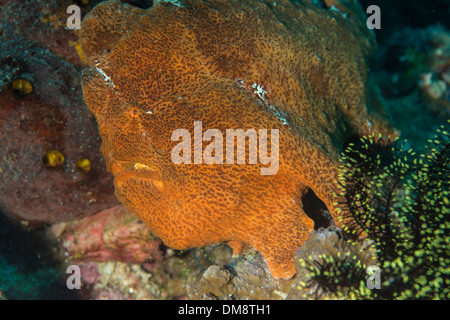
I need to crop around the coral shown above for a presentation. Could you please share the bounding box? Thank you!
[0,0,105,68]
[186,227,374,300]
[290,228,375,299]
[187,247,294,300]
[298,121,450,299]
[374,25,450,116]
[417,26,450,116]
[78,261,161,300]
[66,244,231,300]
[80,0,398,279]
[53,205,162,264]
[0,37,118,225]
[54,205,237,299]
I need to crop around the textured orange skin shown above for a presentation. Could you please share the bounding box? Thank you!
[80,0,397,279]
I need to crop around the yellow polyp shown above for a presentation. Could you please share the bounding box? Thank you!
[12,79,33,95]
[20,220,30,228]
[76,158,92,172]
[43,150,65,167]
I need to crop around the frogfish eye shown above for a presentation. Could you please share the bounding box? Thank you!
[129,108,140,118]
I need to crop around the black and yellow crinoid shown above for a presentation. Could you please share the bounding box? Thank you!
[298,120,449,300]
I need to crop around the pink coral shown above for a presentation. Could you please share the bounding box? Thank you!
[54,205,162,263]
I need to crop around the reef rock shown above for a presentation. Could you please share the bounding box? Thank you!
[0,0,119,225]
[80,0,397,279]
[187,227,375,300]
[0,39,119,226]
[53,205,162,263]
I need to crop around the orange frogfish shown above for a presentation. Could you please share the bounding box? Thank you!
[80,0,397,279]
